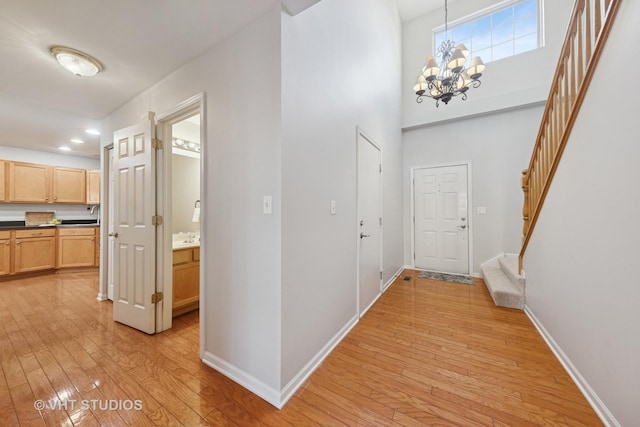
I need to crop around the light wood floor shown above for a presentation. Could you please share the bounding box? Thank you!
[0,269,602,426]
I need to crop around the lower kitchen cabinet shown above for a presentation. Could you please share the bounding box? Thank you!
[57,228,97,268]
[14,229,56,274]
[172,247,200,316]
[0,231,10,276]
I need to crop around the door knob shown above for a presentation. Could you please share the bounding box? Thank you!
[458,225,467,230]
[108,232,118,238]
[360,233,371,239]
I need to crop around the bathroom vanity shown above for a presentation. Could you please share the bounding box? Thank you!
[172,233,200,317]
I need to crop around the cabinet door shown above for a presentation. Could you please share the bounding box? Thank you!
[173,262,200,313]
[58,235,96,268]
[9,162,51,203]
[86,170,100,205]
[52,167,86,204]
[0,238,10,276]
[14,237,56,273]
[0,160,6,202]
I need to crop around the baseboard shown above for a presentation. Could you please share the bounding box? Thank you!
[524,306,620,427]
[279,314,359,408]
[201,351,281,408]
[382,265,406,291]
[96,292,108,301]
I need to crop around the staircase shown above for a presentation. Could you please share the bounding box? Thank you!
[481,254,525,310]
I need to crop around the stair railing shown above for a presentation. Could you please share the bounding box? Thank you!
[520,0,621,272]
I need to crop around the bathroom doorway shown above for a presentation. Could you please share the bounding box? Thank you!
[170,113,202,317]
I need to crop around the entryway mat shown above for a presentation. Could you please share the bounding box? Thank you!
[418,270,473,285]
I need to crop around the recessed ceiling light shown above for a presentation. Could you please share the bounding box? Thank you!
[59,146,72,152]
[86,129,100,135]
[70,138,85,144]
[50,46,103,77]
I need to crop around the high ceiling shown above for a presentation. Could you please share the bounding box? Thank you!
[0,0,452,159]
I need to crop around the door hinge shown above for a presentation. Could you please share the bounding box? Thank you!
[152,138,163,149]
[152,215,163,226]
[380,271,383,280]
[151,292,163,304]
[379,217,382,226]
[379,164,382,173]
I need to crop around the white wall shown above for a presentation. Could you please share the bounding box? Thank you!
[101,5,283,398]
[171,154,200,234]
[280,0,403,390]
[402,0,573,128]
[403,106,542,273]
[523,1,640,425]
[0,145,100,221]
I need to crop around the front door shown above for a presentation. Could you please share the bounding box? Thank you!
[357,130,382,316]
[414,164,469,274]
[112,115,158,334]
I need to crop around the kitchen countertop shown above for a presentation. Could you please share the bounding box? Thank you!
[0,220,100,230]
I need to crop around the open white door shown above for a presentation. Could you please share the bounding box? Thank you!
[112,114,158,334]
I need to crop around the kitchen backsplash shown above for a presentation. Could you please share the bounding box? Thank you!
[0,203,99,222]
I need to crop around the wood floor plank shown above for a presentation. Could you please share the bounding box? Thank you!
[0,270,604,426]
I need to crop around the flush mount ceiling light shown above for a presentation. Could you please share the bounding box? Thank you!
[413,0,486,107]
[50,46,103,77]
[70,138,85,144]
[86,129,100,135]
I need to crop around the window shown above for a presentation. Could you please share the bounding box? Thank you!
[434,0,541,64]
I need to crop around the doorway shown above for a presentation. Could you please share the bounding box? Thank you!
[412,164,471,275]
[356,128,382,317]
[101,94,205,334]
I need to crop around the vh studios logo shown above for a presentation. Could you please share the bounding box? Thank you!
[34,399,143,411]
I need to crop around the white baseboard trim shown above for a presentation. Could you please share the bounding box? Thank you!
[279,314,359,408]
[201,351,281,408]
[382,265,406,291]
[360,291,382,318]
[96,292,108,301]
[524,306,620,427]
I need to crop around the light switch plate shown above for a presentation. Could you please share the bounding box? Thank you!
[477,207,487,214]
[263,196,272,215]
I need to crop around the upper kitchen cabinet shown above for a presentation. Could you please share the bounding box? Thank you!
[9,161,52,203]
[3,160,94,204]
[86,170,100,205]
[0,160,6,202]
[52,166,86,204]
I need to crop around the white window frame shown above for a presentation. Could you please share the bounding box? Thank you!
[433,0,545,63]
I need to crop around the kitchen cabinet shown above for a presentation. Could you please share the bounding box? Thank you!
[57,228,96,268]
[8,161,51,203]
[14,229,56,273]
[0,230,10,276]
[172,247,199,316]
[52,167,86,204]
[94,227,100,267]
[86,170,100,205]
[0,160,6,202]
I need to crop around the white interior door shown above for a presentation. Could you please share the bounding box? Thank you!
[112,116,158,334]
[107,147,115,301]
[357,130,382,316]
[414,164,469,274]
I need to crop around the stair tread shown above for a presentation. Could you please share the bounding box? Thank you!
[481,266,524,310]
[498,255,524,287]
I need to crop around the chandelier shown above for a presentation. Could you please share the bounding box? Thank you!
[413,0,486,107]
